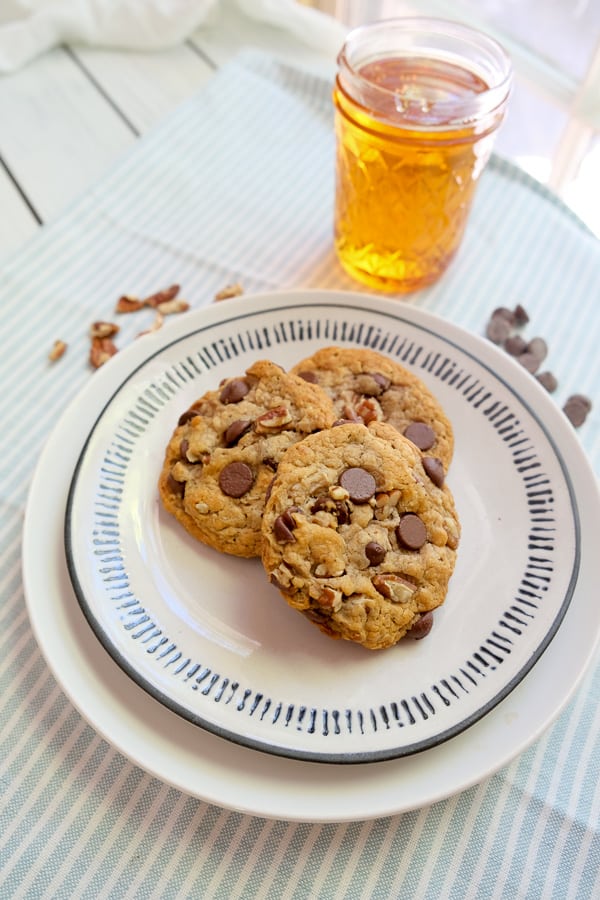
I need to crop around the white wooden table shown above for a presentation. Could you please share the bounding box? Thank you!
[0,3,336,265]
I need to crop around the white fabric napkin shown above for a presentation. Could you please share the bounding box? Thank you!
[0,0,348,72]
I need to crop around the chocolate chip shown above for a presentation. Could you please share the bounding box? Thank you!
[273,514,296,543]
[332,418,361,427]
[218,461,254,497]
[518,351,541,374]
[297,370,318,383]
[492,307,516,326]
[422,456,444,488]
[339,467,376,503]
[486,316,512,344]
[513,304,529,326]
[341,405,363,423]
[396,513,427,550]
[406,611,433,640]
[167,472,185,496]
[570,393,592,412]
[223,419,252,446]
[357,372,391,395]
[403,422,436,451]
[310,495,331,514]
[281,506,301,529]
[536,371,558,393]
[504,334,527,356]
[335,501,351,525]
[372,372,391,391]
[219,378,249,404]
[526,337,548,363]
[180,438,189,459]
[311,494,350,524]
[563,394,592,427]
[365,541,386,565]
[178,406,202,426]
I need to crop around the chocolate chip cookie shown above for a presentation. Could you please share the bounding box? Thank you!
[291,346,454,471]
[158,360,336,557]
[261,421,460,650]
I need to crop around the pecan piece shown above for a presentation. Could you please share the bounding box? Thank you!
[143,284,180,308]
[315,587,342,611]
[90,320,119,339]
[214,282,243,301]
[48,339,67,362]
[156,298,190,315]
[354,396,381,424]
[89,336,118,369]
[255,406,292,432]
[372,573,416,603]
[115,295,144,313]
[137,311,164,337]
[341,404,362,423]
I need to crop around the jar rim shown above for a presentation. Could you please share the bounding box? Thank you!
[337,16,513,127]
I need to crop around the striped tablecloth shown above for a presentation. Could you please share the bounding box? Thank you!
[3,50,599,899]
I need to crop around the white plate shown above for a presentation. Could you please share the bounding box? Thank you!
[64,292,579,762]
[23,291,600,818]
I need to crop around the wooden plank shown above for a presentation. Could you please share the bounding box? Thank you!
[0,46,135,222]
[0,164,39,262]
[73,43,215,134]
[190,3,339,78]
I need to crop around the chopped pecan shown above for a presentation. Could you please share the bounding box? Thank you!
[372,573,416,603]
[143,284,180,308]
[115,295,144,313]
[315,587,342,611]
[341,404,362,423]
[137,311,164,337]
[355,396,381,424]
[375,490,401,509]
[314,560,345,578]
[329,484,349,501]
[214,282,243,301]
[171,460,200,483]
[90,320,119,339]
[255,406,292,432]
[90,336,118,369]
[48,339,67,362]
[156,298,190,315]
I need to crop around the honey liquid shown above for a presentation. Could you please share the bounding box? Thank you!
[334,57,498,292]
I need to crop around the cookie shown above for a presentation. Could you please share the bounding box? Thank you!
[291,346,454,470]
[261,421,460,650]
[159,360,336,557]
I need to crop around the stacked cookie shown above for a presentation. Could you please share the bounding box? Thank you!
[159,347,460,650]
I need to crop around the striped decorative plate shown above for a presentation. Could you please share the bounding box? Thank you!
[64,291,583,763]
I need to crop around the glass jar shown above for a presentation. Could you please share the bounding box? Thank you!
[333,17,512,292]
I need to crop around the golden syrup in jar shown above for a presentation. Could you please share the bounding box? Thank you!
[333,56,497,292]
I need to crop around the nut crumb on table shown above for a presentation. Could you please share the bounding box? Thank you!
[48,339,67,362]
[214,282,244,301]
[47,282,194,371]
